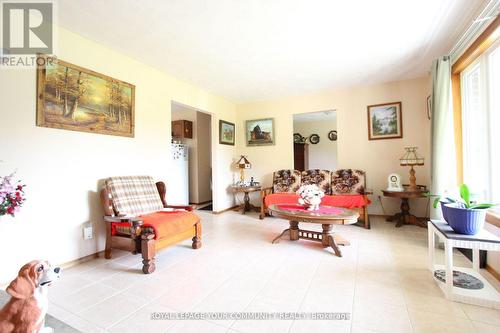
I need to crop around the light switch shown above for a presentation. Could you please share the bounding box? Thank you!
[83,225,93,240]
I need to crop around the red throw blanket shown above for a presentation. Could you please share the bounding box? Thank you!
[265,193,370,209]
[111,211,200,239]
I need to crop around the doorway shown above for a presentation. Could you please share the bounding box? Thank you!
[293,110,338,171]
[170,101,213,211]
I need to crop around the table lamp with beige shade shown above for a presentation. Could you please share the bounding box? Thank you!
[399,146,424,191]
[236,155,251,182]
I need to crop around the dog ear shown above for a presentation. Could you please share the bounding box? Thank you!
[6,265,35,299]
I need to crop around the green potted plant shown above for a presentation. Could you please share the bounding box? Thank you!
[428,192,456,222]
[444,184,496,235]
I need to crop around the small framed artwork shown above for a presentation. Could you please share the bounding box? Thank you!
[367,102,403,140]
[246,118,275,146]
[219,120,235,145]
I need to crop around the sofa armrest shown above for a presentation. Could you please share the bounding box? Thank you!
[259,187,274,220]
[261,186,273,197]
[165,205,194,211]
[261,187,274,206]
[156,181,193,211]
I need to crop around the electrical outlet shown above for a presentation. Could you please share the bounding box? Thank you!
[83,225,93,240]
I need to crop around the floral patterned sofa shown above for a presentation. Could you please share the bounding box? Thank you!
[260,169,371,228]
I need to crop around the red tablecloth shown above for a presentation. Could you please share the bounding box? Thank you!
[265,193,370,209]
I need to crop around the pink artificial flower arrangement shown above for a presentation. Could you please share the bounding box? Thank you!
[0,172,26,217]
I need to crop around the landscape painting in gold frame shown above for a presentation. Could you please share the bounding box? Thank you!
[367,102,402,140]
[36,55,135,137]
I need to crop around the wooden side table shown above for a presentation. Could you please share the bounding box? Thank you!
[382,185,428,228]
[232,185,261,214]
[428,220,500,308]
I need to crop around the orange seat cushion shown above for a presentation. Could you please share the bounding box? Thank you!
[265,193,370,209]
[111,211,200,240]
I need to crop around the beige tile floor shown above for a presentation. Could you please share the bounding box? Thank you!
[46,212,500,333]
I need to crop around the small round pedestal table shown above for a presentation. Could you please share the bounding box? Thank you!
[232,185,261,214]
[382,186,428,228]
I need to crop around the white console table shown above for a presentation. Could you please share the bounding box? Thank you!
[428,220,500,309]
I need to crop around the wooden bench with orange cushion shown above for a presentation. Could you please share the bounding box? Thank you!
[101,176,202,274]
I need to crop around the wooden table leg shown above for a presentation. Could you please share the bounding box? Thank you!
[272,229,290,244]
[407,214,427,228]
[272,220,300,243]
[243,192,251,213]
[290,221,299,241]
[386,212,402,222]
[322,224,342,257]
[387,198,426,228]
[396,198,410,227]
[234,192,261,214]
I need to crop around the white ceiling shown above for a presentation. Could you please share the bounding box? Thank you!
[56,0,487,103]
[294,110,336,123]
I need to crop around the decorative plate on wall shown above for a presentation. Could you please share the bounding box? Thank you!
[328,130,337,141]
[309,134,320,144]
[293,133,304,143]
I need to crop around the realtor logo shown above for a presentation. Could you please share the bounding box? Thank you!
[2,1,53,54]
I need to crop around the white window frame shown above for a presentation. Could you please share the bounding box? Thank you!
[461,40,499,206]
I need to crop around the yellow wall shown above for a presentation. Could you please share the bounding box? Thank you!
[236,77,431,216]
[0,27,237,282]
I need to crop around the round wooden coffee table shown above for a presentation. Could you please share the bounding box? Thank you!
[268,204,359,257]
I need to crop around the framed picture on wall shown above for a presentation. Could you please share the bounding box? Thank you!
[246,118,275,146]
[367,102,402,140]
[219,120,235,145]
[36,55,135,137]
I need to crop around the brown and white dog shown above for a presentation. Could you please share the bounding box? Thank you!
[0,260,60,333]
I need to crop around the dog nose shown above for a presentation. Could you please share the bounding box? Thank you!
[54,267,61,274]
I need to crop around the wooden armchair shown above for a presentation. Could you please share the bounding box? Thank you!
[100,176,202,274]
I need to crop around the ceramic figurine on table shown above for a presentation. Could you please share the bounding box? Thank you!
[297,184,324,211]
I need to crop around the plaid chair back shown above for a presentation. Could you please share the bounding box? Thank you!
[105,176,164,216]
[272,169,301,193]
[331,169,366,195]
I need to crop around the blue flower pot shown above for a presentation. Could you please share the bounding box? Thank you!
[445,203,486,235]
[440,201,451,222]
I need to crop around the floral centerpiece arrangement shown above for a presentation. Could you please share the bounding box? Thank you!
[0,172,26,217]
